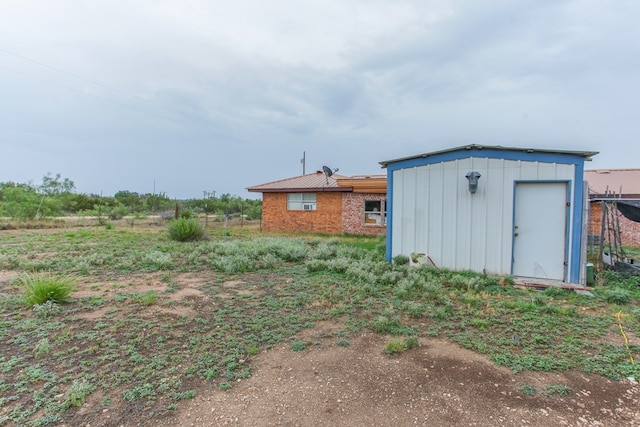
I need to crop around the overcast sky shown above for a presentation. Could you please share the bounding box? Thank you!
[1,1,638,199]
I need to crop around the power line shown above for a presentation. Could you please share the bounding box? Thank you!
[0,64,187,126]
[0,48,298,155]
[0,47,195,120]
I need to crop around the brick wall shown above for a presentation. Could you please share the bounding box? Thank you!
[261,192,343,234]
[342,193,387,236]
[589,201,640,246]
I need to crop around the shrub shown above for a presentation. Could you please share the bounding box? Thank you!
[108,204,129,220]
[602,287,632,305]
[168,218,208,242]
[393,254,410,265]
[179,210,194,219]
[18,273,76,306]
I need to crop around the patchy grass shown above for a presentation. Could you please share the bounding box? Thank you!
[383,336,419,355]
[0,227,638,425]
[519,383,537,396]
[541,384,572,398]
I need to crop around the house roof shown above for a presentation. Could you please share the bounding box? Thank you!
[342,174,387,180]
[247,171,351,193]
[336,175,387,194]
[379,144,599,167]
[585,169,640,197]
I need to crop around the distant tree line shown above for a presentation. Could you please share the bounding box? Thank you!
[0,173,261,221]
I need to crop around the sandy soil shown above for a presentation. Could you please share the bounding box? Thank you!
[150,323,640,427]
[2,248,638,426]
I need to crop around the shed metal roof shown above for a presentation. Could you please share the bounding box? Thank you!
[380,144,598,167]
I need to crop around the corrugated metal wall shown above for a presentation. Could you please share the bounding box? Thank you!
[392,158,575,276]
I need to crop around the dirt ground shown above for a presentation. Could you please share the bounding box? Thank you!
[2,270,638,427]
[152,324,640,427]
[2,234,639,426]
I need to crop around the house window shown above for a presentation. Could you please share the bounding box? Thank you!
[364,200,386,225]
[287,193,317,211]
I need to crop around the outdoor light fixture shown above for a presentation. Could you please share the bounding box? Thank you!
[465,171,481,193]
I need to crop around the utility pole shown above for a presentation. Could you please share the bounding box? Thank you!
[301,151,306,175]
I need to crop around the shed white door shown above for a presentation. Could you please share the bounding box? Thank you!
[512,182,568,280]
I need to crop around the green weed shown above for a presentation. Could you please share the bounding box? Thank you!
[141,251,173,270]
[32,300,62,318]
[65,379,96,408]
[470,318,489,329]
[392,254,410,265]
[519,383,537,396]
[383,336,419,355]
[541,384,571,397]
[33,338,51,358]
[372,316,417,336]
[123,383,156,402]
[383,338,407,355]
[18,274,75,306]
[601,288,632,305]
[291,340,308,351]
[133,291,159,306]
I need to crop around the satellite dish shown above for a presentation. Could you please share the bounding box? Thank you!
[322,165,339,185]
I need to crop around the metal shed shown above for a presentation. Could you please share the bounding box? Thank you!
[380,145,598,285]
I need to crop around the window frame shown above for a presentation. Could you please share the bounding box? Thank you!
[287,193,317,211]
[363,200,386,226]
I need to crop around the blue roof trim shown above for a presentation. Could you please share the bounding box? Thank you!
[384,148,585,174]
[380,145,598,167]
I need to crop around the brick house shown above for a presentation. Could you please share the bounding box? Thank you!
[585,169,640,247]
[247,171,387,236]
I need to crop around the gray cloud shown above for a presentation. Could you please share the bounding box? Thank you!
[1,0,638,198]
